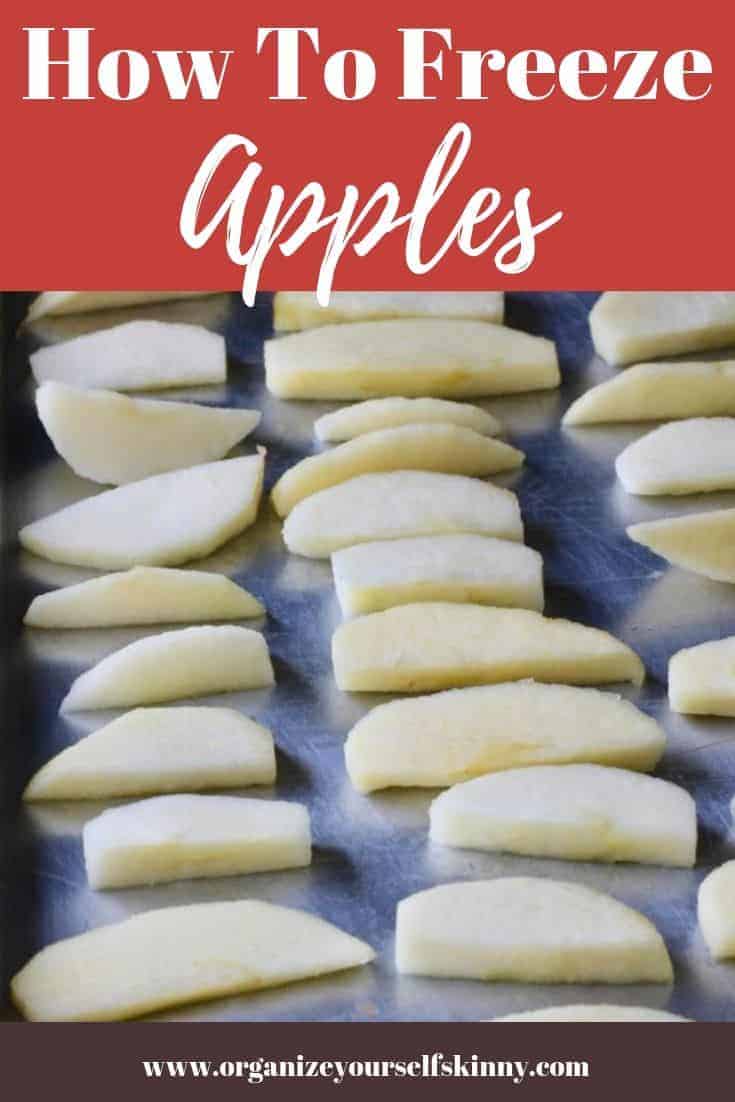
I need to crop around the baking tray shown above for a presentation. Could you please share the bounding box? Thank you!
[2,290,735,1022]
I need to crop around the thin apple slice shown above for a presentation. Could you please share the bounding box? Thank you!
[344,682,664,793]
[265,319,559,399]
[26,291,214,322]
[430,765,696,867]
[332,603,644,693]
[616,418,735,495]
[284,472,523,559]
[24,567,263,629]
[698,860,735,960]
[19,454,264,569]
[37,382,259,485]
[271,424,523,517]
[11,900,374,1021]
[395,878,673,983]
[669,635,735,715]
[563,362,735,426]
[315,397,500,442]
[24,707,275,801]
[332,535,543,616]
[627,508,735,583]
[590,292,735,366]
[83,795,311,889]
[30,320,225,390]
[494,1005,688,1022]
[274,291,504,331]
[60,625,274,712]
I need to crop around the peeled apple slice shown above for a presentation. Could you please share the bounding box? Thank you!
[698,860,735,959]
[24,707,275,801]
[627,509,735,583]
[395,879,673,983]
[19,454,264,569]
[314,397,500,442]
[265,319,559,399]
[26,291,214,322]
[430,765,696,867]
[24,567,263,629]
[494,1005,688,1022]
[563,362,735,426]
[11,900,375,1021]
[590,292,735,366]
[271,424,523,517]
[37,382,259,485]
[616,419,735,496]
[284,472,523,559]
[274,291,504,331]
[83,795,311,889]
[332,603,644,693]
[668,635,735,715]
[332,535,543,616]
[60,625,274,712]
[344,682,665,793]
[30,320,225,391]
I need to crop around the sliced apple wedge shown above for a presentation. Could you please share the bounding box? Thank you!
[590,292,735,366]
[332,603,644,693]
[271,424,523,517]
[24,567,263,629]
[11,900,375,1021]
[24,707,275,801]
[26,291,215,322]
[83,795,311,889]
[265,319,559,399]
[563,362,735,426]
[37,382,259,485]
[344,682,664,793]
[315,397,500,442]
[60,625,274,712]
[627,508,735,583]
[19,454,264,569]
[494,1005,688,1022]
[274,291,504,331]
[616,418,735,496]
[284,472,523,559]
[698,860,735,960]
[430,765,696,867]
[395,878,673,983]
[669,635,735,715]
[332,535,543,616]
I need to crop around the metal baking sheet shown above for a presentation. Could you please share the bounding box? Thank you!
[2,290,735,1022]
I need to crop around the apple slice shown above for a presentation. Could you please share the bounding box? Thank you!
[627,508,735,583]
[430,764,696,867]
[24,567,263,629]
[344,682,664,793]
[60,625,274,712]
[616,418,735,496]
[395,878,673,983]
[37,382,259,485]
[30,320,225,391]
[698,860,735,960]
[83,795,311,889]
[271,424,523,517]
[284,472,523,559]
[332,603,644,693]
[11,900,375,1021]
[274,291,504,331]
[563,362,735,426]
[494,1005,688,1022]
[19,454,264,569]
[332,535,543,616]
[669,635,735,715]
[590,292,735,366]
[315,397,500,442]
[26,291,214,322]
[24,707,275,801]
[265,319,559,399]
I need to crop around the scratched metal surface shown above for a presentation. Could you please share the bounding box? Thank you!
[2,290,735,1022]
